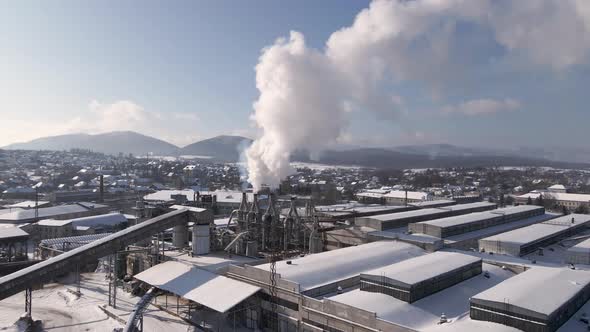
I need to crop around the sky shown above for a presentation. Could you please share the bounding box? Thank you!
[1,0,589,150]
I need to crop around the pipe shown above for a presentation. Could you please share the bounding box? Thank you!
[124,287,157,332]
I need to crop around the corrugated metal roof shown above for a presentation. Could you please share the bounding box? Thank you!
[134,261,260,313]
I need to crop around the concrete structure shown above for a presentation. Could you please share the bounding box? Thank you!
[471,267,590,332]
[479,214,590,256]
[359,252,482,303]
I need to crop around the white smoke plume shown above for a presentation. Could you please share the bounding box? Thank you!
[246,0,590,191]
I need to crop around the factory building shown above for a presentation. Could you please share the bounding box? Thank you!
[0,202,110,224]
[359,252,481,303]
[227,241,427,331]
[409,211,503,238]
[31,213,128,240]
[355,208,451,231]
[438,201,498,215]
[409,205,544,238]
[566,237,590,265]
[470,267,590,332]
[315,203,418,221]
[478,214,590,256]
[355,202,497,231]
[356,190,433,205]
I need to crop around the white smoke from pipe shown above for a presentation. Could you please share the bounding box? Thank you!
[246,0,590,191]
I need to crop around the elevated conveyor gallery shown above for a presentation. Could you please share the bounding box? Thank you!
[0,208,195,300]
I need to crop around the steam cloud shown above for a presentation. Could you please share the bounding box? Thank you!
[246,0,590,191]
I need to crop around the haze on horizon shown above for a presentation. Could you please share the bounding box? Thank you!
[2,0,590,154]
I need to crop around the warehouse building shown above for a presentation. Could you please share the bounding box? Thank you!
[566,237,590,265]
[478,214,590,256]
[438,201,498,215]
[355,208,451,230]
[316,203,417,222]
[409,205,545,238]
[359,252,481,303]
[0,202,110,224]
[470,267,590,332]
[355,202,498,231]
[409,211,503,238]
[490,205,545,222]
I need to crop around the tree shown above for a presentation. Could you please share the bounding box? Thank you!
[535,194,544,207]
[574,204,589,214]
[505,195,515,206]
[562,205,569,215]
[527,196,533,205]
[499,193,505,208]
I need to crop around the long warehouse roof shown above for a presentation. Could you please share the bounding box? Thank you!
[363,251,481,286]
[480,214,590,245]
[472,267,590,317]
[415,211,500,228]
[256,241,425,291]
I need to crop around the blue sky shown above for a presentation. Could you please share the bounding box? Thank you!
[1,0,589,149]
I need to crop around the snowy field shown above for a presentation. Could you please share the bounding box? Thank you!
[0,272,194,332]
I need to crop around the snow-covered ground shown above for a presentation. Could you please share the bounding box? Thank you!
[0,272,194,332]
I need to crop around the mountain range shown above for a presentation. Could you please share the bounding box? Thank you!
[3,131,589,169]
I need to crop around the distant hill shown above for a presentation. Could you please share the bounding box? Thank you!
[392,144,511,158]
[292,147,590,169]
[3,131,179,156]
[180,135,253,161]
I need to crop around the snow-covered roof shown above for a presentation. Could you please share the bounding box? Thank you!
[384,190,430,200]
[480,214,590,245]
[548,184,566,190]
[4,200,50,208]
[472,267,590,318]
[143,190,196,202]
[170,205,207,213]
[0,203,108,223]
[364,208,447,222]
[37,219,72,227]
[328,263,516,331]
[362,252,481,286]
[256,241,425,291]
[0,226,29,239]
[567,237,590,254]
[439,201,496,211]
[134,261,260,313]
[518,191,590,203]
[416,211,500,229]
[489,205,544,216]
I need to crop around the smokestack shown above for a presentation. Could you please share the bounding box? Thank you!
[99,175,104,203]
[239,192,249,213]
[288,196,299,218]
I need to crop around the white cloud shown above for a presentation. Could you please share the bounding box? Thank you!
[246,0,590,190]
[441,98,521,116]
[1,100,204,147]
